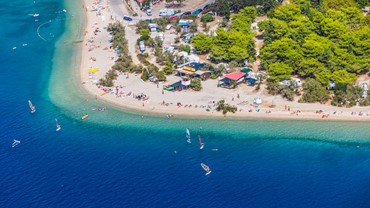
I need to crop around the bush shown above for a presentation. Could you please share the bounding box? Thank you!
[99,69,117,87]
[178,44,191,53]
[215,99,237,116]
[359,98,370,106]
[189,22,198,33]
[156,71,166,81]
[136,20,149,33]
[301,78,330,103]
[219,21,227,27]
[201,14,214,22]
[163,61,173,74]
[190,78,202,91]
[138,34,150,42]
[174,37,180,43]
[141,69,149,81]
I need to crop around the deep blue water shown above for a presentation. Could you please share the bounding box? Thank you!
[2,0,370,207]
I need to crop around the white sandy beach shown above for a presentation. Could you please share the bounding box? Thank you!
[79,0,370,121]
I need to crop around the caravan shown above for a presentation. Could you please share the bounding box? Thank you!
[159,9,175,16]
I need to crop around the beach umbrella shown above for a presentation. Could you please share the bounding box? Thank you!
[254,97,262,105]
[88,68,99,73]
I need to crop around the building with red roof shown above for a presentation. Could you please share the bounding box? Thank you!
[219,71,246,89]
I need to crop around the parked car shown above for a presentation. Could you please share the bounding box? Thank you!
[192,9,202,15]
[139,41,145,53]
[146,9,152,16]
[123,15,133,21]
[181,11,191,17]
[168,15,178,21]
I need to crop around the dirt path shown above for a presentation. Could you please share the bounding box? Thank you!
[109,0,140,65]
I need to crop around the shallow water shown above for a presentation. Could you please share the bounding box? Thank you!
[1,0,370,207]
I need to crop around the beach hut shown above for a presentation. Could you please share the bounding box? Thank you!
[170,78,191,91]
[176,66,196,77]
[194,70,211,81]
[219,71,246,89]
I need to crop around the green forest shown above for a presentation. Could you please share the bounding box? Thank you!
[194,0,370,106]
[259,0,370,105]
[192,6,257,63]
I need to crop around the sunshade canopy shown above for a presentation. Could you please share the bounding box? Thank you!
[88,68,99,73]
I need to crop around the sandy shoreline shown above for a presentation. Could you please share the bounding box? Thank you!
[78,0,370,121]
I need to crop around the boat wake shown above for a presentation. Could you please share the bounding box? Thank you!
[36,17,67,42]
[36,20,52,42]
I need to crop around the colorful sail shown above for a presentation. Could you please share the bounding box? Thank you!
[82,114,89,120]
[28,100,36,113]
[198,134,204,149]
[186,128,191,143]
[201,163,212,175]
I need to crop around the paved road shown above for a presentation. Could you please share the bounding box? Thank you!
[110,0,216,21]
[109,0,141,64]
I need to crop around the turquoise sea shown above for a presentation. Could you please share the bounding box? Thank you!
[2,0,370,207]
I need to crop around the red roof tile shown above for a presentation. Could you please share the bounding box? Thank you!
[224,72,246,81]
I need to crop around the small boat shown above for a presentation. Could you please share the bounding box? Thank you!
[12,47,17,50]
[82,114,89,120]
[28,100,36,113]
[55,118,61,131]
[12,140,20,148]
[186,128,191,143]
[143,97,149,101]
[22,44,28,47]
[100,91,109,96]
[212,149,218,151]
[29,13,39,17]
[201,163,212,175]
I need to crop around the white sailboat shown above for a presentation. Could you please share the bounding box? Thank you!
[55,118,61,131]
[12,140,20,148]
[201,163,212,175]
[186,128,191,143]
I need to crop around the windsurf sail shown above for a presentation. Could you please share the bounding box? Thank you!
[186,128,191,143]
[82,114,89,120]
[12,140,20,148]
[55,118,61,131]
[28,100,36,113]
[201,163,212,175]
[198,134,204,149]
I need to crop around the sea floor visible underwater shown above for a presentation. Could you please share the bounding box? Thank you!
[1,0,370,207]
